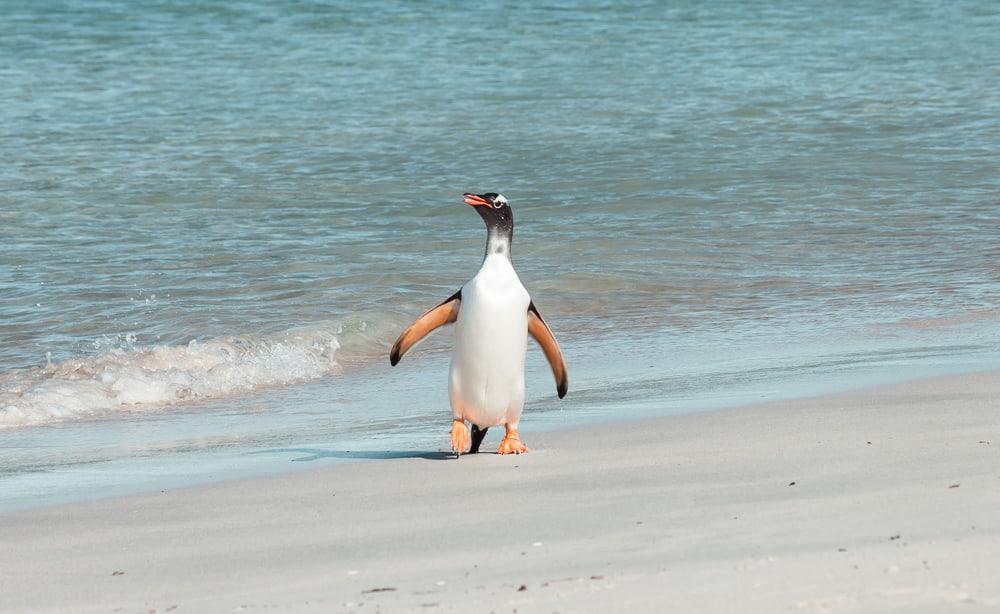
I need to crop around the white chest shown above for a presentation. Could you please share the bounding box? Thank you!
[459,255,531,331]
[449,255,531,421]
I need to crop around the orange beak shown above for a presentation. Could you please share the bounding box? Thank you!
[463,193,490,207]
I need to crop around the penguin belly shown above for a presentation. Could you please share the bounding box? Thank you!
[448,258,530,427]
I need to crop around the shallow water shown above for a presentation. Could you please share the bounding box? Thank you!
[2,1,999,509]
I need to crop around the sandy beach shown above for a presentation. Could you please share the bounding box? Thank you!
[6,2,1000,613]
[2,370,998,613]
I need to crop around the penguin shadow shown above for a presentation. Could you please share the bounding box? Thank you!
[249,447,454,463]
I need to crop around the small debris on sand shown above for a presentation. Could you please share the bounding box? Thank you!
[362,587,396,594]
[889,534,901,541]
[111,571,125,576]
[949,483,960,488]
[788,481,796,486]
[517,585,527,592]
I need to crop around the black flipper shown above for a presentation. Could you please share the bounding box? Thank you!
[390,290,462,366]
[527,301,569,398]
[469,425,489,454]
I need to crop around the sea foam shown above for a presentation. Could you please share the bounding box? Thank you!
[0,329,340,428]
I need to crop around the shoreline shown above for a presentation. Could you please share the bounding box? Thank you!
[3,323,997,516]
[3,349,995,515]
[2,369,998,612]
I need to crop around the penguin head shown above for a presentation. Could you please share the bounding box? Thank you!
[463,192,512,230]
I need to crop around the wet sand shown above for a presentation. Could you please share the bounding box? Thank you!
[2,370,998,613]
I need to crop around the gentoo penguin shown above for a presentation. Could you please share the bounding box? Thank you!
[390,192,568,455]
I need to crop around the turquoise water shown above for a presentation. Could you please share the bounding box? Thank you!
[2,1,999,509]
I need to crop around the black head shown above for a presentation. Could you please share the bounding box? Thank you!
[463,192,514,258]
[463,192,512,229]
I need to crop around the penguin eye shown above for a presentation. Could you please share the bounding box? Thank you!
[493,201,503,209]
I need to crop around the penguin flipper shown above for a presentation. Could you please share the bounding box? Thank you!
[389,290,461,365]
[527,301,568,398]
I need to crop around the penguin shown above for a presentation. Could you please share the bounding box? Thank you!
[390,192,568,455]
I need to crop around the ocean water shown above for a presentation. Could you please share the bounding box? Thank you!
[2,1,999,510]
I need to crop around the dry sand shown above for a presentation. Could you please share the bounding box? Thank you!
[2,370,998,613]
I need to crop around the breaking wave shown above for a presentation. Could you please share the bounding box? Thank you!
[0,328,341,429]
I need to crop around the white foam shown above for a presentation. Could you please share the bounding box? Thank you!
[0,329,340,429]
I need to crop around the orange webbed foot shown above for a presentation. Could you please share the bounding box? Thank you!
[497,426,528,455]
[450,419,470,455]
